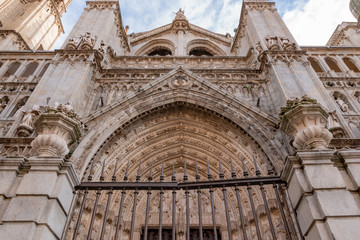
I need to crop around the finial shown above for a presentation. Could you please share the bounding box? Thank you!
[206,157,212,180]
[136,159,141,181]
[241,157,249,177]
[218,158,224,179]
[196,159,200,181]
[112,158,118,182]
[148,161,153,181]
[183,159,188,181]
[100,159,106,181]
[160,159,165,182]
[230,158,236,178]
[124,159,129,181]
[172,159,176,182]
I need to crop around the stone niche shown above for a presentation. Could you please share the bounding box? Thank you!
[279,96,333,150]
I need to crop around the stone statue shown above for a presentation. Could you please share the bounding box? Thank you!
[17,105,40,137]
[328,110,345,138]
[336,98,349,112]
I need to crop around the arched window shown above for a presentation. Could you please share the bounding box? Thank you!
[325,57,342,72]
[8,96,28,117]
[37,63,50,78]
[308,58,324,72]
[147,48,172,56]
[189,48,213,56]
[2,62,21,77]
[20,62,39,77]
[343,58,360,72]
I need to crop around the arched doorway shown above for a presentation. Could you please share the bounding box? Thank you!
[65,103,298,240]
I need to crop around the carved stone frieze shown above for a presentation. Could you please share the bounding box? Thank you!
[0,83,37,93]
[53,50,102,67]
[66,32,96,50]
[245,2,276,12]
[279,96,333,150]
[322,78,360,88]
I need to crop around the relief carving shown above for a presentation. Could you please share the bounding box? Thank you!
[66,32,96,50]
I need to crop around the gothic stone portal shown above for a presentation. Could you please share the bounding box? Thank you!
[66,105,293,240]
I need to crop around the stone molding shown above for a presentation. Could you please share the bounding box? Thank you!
[280,97,333,150]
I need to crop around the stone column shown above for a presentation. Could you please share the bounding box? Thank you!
[280,97,360,240]
[0,105,81,240]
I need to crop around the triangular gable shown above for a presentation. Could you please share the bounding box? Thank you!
[83,67,277,126]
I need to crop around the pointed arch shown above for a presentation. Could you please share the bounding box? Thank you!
[308,57,324,73]
[20,62,39,77]
[325,57,342,72]
[37,62,50,78]
[2,62,21,77]
[343,57,360,72]
[134,39,175,56]
[72,68,286,180]
[187,39,227,56]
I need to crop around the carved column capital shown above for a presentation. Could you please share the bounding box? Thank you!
[31,105,81,157]
[279,96,333,150]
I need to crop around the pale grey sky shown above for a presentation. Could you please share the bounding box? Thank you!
[53,0,355,49]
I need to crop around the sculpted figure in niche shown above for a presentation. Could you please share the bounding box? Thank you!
[20,105,40,128]
[0,96,9,114]
[336,98,349,112]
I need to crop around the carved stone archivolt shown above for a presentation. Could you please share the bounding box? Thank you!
[65,105,286,240]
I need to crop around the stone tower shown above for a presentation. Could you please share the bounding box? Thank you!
[0,0,72,50]
[1,0,360,239]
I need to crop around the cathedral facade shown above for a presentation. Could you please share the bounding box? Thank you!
[1,0,360,239]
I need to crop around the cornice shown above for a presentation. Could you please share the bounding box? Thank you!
[0,137,34,144]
